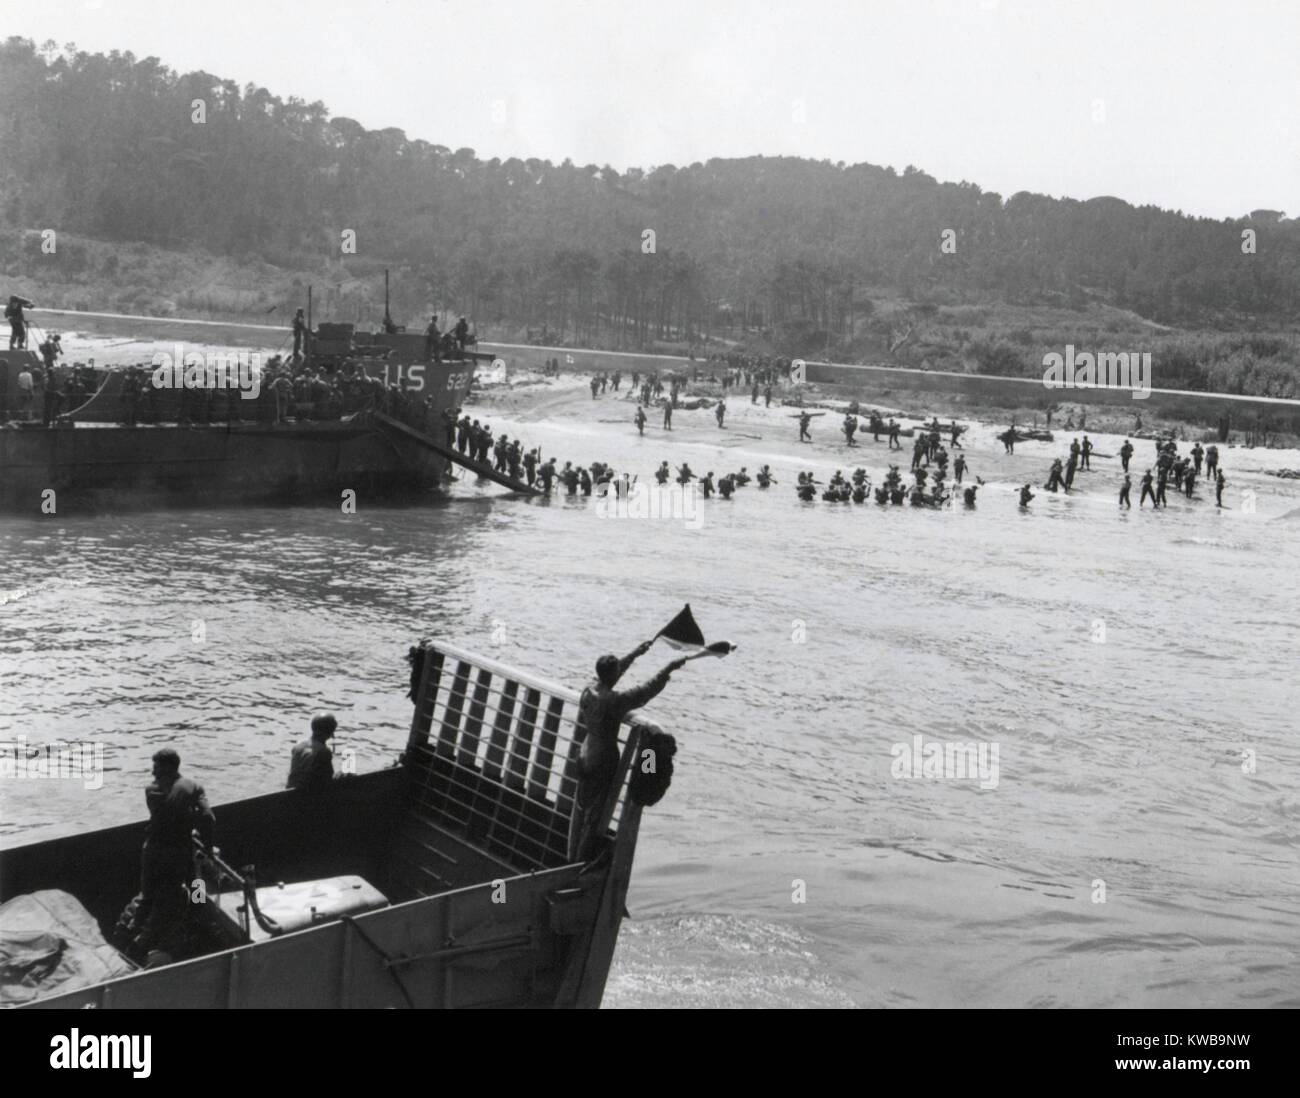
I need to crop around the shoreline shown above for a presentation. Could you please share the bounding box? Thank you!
[24,309,1300,448]
[468,369,1300,512]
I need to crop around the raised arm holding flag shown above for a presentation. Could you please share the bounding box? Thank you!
[569,641,688,862]
[567,606,734,863]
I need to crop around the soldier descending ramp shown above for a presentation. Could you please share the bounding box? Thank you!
[373,411,540,495]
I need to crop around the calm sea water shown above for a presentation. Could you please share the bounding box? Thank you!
[3,408,1299,1007]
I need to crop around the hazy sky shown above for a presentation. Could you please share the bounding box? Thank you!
[7,0,1297,219]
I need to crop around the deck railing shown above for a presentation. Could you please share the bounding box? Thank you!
[404,641,647,873]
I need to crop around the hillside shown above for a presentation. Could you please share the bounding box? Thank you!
[2,36,1299,397]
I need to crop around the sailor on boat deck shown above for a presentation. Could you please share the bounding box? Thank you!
[569,642,687,863]
[135,748,215,953]
[287,713,338,792]
[7,294,33,349]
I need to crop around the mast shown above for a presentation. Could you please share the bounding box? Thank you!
[383,269,396,333]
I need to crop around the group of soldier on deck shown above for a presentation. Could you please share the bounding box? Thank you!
[423,314,471,361]
[292,308,472,364]
[8,344,101,425]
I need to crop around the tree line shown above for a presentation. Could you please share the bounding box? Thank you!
[2,37,1298,360]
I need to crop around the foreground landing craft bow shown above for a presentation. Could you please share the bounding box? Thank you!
[0,640,674,1009]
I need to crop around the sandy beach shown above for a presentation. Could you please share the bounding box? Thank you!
[468,366,1300,516]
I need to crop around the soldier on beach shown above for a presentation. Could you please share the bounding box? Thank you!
[1140,469,1157,507]
[1119,474,1132,509]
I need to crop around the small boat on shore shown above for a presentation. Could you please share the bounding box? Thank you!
[998,427,1055,444]
[1,640,668,1008]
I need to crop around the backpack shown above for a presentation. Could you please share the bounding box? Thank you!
[629,730,677,807]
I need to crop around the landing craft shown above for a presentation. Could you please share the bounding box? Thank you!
[1,640,670,1009]
[0,287,491,512]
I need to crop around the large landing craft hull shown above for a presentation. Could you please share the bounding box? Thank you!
[0,420,448,512]
[0,336,476,512]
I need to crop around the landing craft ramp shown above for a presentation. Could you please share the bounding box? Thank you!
[373,411,540,495]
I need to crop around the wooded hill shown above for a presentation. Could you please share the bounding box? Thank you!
[2,37,1298,396]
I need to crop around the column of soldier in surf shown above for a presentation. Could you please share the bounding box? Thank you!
[1116,436,1226,509]
[449,409,649,497]
[790,457,978,508]
[650,462,773,499]
[788,412,979,507]
[1017,433,1227,510]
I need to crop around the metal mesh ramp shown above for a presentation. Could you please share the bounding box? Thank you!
[401,642,639,877]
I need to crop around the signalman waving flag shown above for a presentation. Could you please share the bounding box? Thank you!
[569,607,734,862]
[569,640,687,862]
